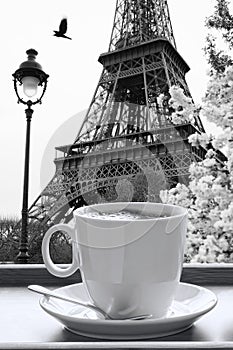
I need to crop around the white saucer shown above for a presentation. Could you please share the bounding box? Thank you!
[40,282,217,340]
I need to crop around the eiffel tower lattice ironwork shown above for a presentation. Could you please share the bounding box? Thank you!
[28,0,225,225]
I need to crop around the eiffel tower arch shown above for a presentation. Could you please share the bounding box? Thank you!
[28,0,224,226]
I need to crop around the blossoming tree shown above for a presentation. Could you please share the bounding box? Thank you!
[160,0,233,262]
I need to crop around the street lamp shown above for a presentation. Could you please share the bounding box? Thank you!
[13,49,49,263]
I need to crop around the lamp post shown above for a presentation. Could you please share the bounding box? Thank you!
[13,49,49,263]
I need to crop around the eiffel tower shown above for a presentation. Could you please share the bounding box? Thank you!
[28,0,225,225]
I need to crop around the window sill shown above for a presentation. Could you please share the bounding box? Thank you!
[1,263,232,286]
[0,263,232,349]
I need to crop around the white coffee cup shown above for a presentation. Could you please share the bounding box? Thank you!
[42,202,187,319]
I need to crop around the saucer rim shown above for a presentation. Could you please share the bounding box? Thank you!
[39,281,217,325]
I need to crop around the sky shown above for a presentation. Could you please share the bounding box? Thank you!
[0,0,231,217]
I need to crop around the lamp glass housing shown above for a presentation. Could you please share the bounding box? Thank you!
[22,76,40,98]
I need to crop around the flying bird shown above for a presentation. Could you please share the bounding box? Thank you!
[53,18,72,40]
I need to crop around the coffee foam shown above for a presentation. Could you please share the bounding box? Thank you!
[78,207,166,221]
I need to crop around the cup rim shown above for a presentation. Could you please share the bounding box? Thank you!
[73,202,187,222]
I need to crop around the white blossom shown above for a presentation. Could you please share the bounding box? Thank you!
[157,93,165,108]
[168,86,197,125]
[160,79,233,263]
[202,158,216,167]
[188,133,210,148]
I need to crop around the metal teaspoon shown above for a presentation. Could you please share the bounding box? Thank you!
[28,284,152,321]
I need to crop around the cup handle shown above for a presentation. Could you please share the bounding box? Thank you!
[42,223,80,278]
